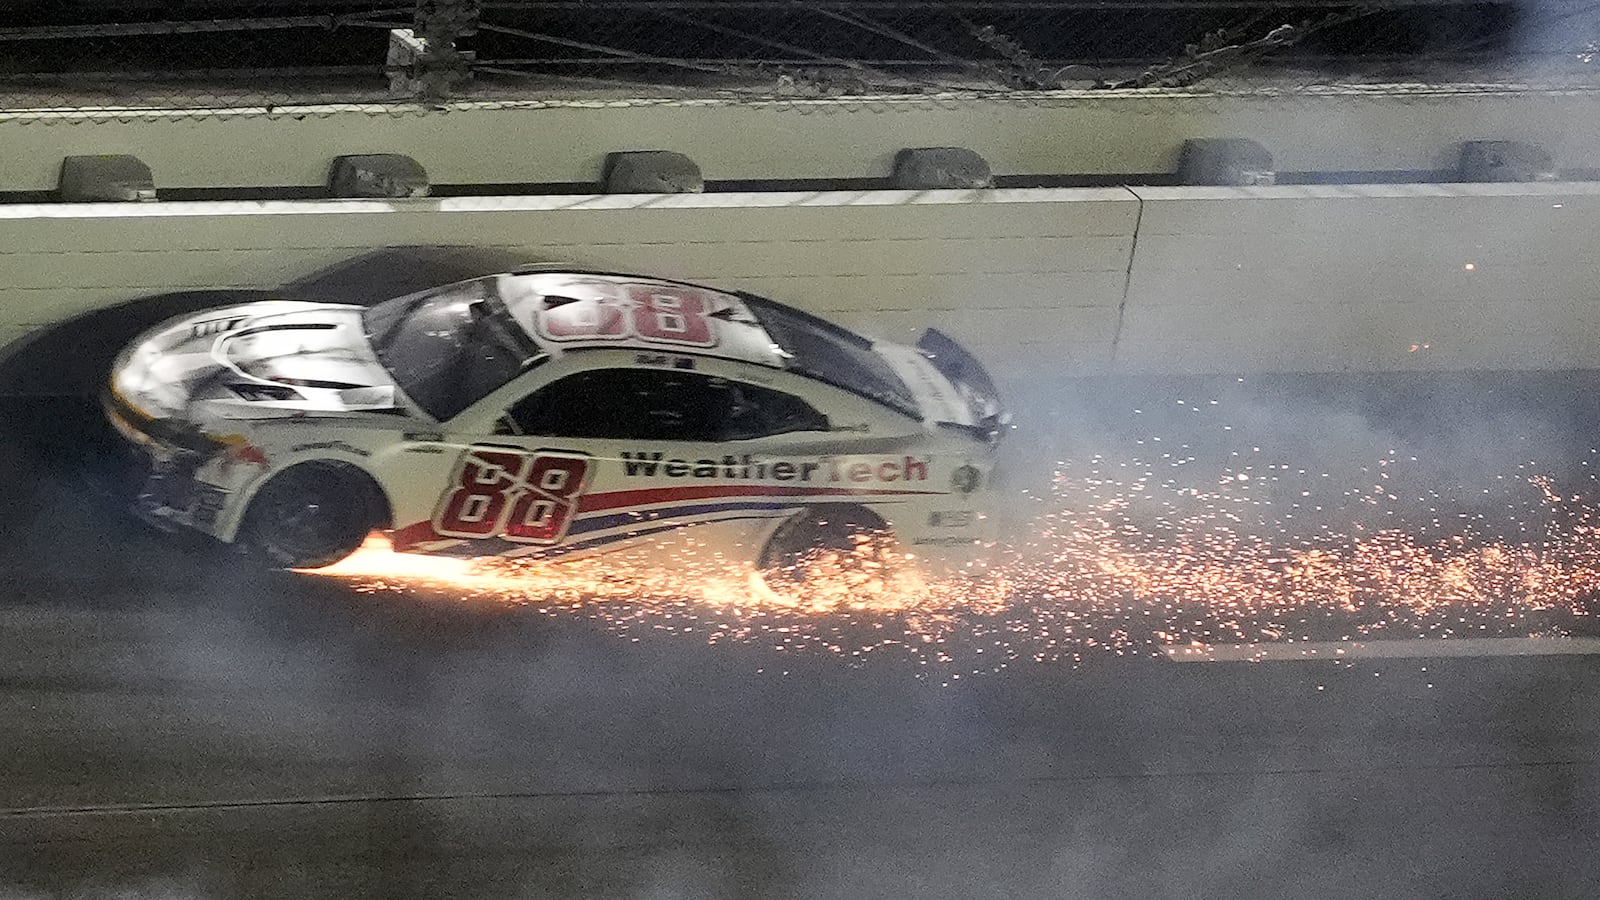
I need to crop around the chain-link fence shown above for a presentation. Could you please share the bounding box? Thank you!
[3,1,1599,118]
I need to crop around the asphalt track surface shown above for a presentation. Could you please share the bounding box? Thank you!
[4,374,1600,900]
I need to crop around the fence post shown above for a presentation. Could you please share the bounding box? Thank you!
[391,0,480,104]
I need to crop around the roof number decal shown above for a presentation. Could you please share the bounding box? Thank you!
[538,282,721,349]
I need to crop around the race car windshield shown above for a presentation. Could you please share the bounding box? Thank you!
[740,295,920,420]
[362,280,540,421]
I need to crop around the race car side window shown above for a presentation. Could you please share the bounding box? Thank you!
[722,379,830,440]
[506,369,828,441]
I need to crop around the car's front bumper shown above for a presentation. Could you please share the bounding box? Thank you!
[102,389,243,538]
[133,454,230,533]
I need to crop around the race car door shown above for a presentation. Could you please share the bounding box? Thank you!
[429,365,835,561]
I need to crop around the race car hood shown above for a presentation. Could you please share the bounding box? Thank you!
[110,300,402,422]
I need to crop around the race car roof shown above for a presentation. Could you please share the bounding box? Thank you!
[497,271,787,369]
[496,271,923,420]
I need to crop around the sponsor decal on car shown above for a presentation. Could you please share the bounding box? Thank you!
[214,434,269,467]
[191,485,229,527]
[634,353,696,369]
[289,440,372,458]
[620,451,928,484]
[912,535,980,546]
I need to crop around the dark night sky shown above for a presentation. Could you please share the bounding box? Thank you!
[0,2,1548,82]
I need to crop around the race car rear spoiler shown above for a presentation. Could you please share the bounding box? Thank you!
[916,328,1009,442]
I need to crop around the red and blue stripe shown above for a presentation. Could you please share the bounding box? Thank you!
[390,483,939,559]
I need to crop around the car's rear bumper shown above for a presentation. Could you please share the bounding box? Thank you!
[916,329,1008,443]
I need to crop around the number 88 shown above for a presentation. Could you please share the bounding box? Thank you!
[540,284,717,347]
[433,449,592,544]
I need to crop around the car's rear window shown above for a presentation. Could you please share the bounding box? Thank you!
[740,295,920,420]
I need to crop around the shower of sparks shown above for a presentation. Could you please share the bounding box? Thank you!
[313,432,1600,675]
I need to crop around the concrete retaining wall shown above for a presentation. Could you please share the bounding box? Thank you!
[0,189,1138,383]
[2,182,1597,384]
[1119,182,1600,372]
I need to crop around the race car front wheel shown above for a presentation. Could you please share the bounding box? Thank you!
[757,505,899,601]
[240,462,387,569]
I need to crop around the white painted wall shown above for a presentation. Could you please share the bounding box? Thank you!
[0,189,1138,383]
[1119,182,1600,373]
[1,183,1597,385]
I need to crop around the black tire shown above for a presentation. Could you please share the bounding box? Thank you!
[757,505,896,594]
[239,463,387,569]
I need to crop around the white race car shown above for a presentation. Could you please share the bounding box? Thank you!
[105,270,1006,583]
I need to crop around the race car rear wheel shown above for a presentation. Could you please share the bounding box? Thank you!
[240,462,387,569]
[757,505,898,600]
